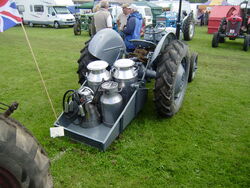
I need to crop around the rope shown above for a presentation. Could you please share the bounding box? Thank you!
[21,23,57,120]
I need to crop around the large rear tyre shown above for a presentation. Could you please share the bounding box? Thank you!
[0,115,53,188]
[74,23,81,35]
[183,17,195,41]
[212,32,219,47]
[243,35,249,51]
[154,40,190,117]
[188,52,198,82]
[77,45,99,84]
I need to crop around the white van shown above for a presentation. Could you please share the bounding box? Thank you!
[170,0,192,14]
[134,5,153,26]
[14,0,75,28]
[154,0,192,15]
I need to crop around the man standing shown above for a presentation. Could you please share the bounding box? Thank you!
[94,1,112,32]
[123,4,142,52]
[117,4,129,31]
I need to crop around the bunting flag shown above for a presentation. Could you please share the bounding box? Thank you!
[0,0,22,32]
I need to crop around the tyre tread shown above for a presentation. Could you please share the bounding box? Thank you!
[0,115,52,188]
[154,40,189,117]
[77,45,98,84]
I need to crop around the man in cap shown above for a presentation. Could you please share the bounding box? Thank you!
[122,4,143,52]
[117,3,130,31]
[94,0,112,32]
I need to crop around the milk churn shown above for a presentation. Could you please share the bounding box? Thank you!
[100,81,123,126]
[87,60,111,92]
[112,59,138,102]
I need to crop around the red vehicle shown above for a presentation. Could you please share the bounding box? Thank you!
[212,1,250,51]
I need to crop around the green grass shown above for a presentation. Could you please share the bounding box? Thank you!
[0,26,249,187]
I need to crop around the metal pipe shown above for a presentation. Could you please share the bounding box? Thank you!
[176,0,183,40]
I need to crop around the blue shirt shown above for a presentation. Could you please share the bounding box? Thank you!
[123,11,142,52]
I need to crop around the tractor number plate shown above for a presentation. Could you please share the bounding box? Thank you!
[230,29,235,33]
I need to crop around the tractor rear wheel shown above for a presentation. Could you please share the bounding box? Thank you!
[183,17,195,41]
[74,23,81,35]
[188,52,198,82]
[154,40,190,117]
[243,35,250,51]
[212,32,219,47]
[0,115,53,188]
[77,44,99,84]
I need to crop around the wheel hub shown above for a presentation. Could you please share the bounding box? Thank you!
[0,167,21,188]
[189,24,194,39]
[192,59,198,79]
[174,63,185,99]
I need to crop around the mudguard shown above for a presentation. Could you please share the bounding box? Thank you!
[150,32,177,68]
[88,28,126,65]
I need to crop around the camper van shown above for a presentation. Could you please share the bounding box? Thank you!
[14,0,75,28]
[130,4,153,25]
[154,0,192,14]
[135,5,153,26]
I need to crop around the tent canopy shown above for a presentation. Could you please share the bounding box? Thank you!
[204,0,230,6]
[76,1,94,9]
[199,0,230,9]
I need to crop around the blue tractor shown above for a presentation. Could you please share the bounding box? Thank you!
[144,10,195,43]
[157,11,178,28]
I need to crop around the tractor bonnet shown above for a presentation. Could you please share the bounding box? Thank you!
[88,28,126,65]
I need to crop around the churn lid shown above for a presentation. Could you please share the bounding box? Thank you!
[101,81,119,93]
[113,59,135,68]
[87,60,109,71]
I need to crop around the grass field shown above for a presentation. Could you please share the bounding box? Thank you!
[0,26,249,187]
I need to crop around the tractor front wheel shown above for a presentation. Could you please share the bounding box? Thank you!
[188,52,198,82]
[243,35,250,51]
[77,44,99,84]
[212,32,219,47]
[154,40,190,117]
[0,115,53,188]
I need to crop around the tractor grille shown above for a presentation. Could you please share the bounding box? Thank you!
[226,21,241,37]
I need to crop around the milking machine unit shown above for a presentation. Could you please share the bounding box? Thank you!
[55,58,148,150]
